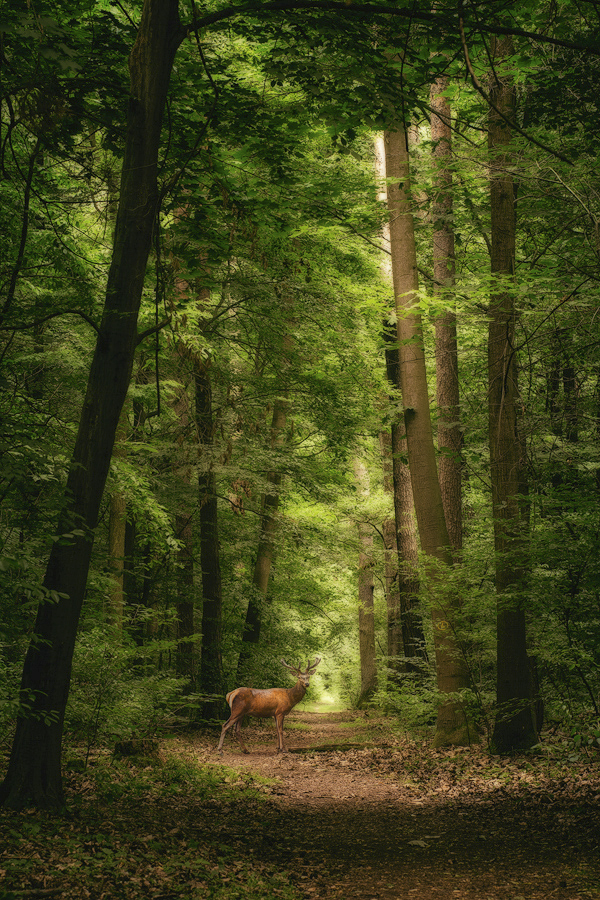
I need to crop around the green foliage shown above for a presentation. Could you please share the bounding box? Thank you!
[65,629,187,755]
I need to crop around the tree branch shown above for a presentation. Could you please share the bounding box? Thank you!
[0,309,101,337]
[184,0,600,57]
[458,12,574,166]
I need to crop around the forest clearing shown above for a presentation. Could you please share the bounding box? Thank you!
[1,708,600,900]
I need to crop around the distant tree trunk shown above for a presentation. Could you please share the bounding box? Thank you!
[563,348,578,445]
[172,378,196,685]
[0,0,183,810]
[354,459,377,706]
[175,509,196,682]
[488,36,537,753]
[384,125,471,746]
[107,409,129,631]
[237,393,289,680]
[194,357,224,718]
[379,430,403,679]
[431,77,462,553]
[382,331,426,672]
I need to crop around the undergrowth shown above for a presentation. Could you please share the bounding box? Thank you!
[0,747,301,900]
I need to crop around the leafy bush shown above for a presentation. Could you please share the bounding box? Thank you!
[65,628,187,757]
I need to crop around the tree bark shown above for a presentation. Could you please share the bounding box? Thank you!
[0,0,183,810]
[431,77,462,553]
[488,37,537,753]
[384,126,471,746]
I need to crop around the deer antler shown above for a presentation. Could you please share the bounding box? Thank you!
[282,657,321,675]
[281,659,301,675]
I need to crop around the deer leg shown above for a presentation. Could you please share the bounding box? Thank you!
[216,713,236,752]
[233,719,250,754]
[275,714,287,753]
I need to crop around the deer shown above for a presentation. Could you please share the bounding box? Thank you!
[216,657,321,754]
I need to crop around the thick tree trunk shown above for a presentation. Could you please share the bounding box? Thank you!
[431,77,462,553]
[384,126,471,746]
[354,459,378,706]
[0,0,183,810]
[195,359,224,717]
[488,37,537,753]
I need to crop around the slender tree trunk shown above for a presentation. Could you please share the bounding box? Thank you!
[382,334,426,671]
[107,409,129,631]
[379,430,404,679]
[383,125,471,746]
[172,380,196,685]
[175,510,196,682]
[237,393,289,679]
[195,358,224,717]
[488,37,537,753]
[431,77,462,553]
[354,459,377,706]
[0,0,183,810]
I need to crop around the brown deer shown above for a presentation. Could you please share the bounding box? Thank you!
[217,657,321,754]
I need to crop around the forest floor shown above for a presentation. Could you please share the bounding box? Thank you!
[1,707,600,900]
[190,708,600,900]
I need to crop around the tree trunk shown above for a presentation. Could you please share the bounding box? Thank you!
[354,459,378,706]
[237,391,289,680]
[488,37,537,753]
[431,77,462,553]
[375,136,425,675]
[175,510,196,682]
[107,408,129,631]
[382,334,426,672]
[172,375,196,685]
[0,0,183,810]
[195,358,224,718]
[383,126,471,746]
[379,430,404,679]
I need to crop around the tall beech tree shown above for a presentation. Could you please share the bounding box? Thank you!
[487,37,537,752]
[384,125,471,746]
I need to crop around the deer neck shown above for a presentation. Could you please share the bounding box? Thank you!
[289,679,307,704]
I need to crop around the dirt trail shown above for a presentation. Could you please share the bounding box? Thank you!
[187,708,600,900]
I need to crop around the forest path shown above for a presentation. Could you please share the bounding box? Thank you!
[185,708,600,900]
